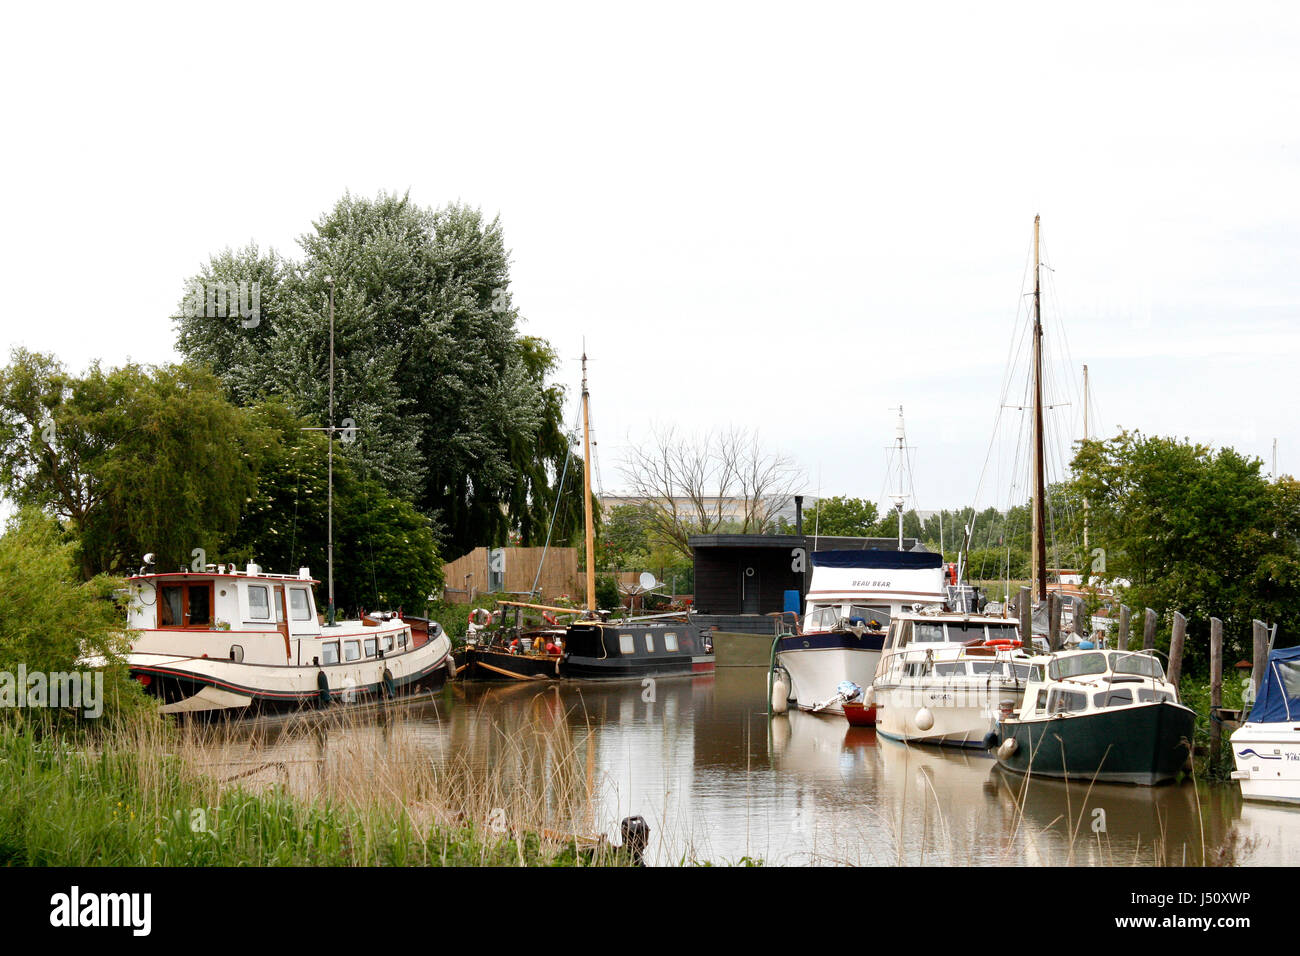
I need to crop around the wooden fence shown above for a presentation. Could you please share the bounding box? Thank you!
[442,547,581,604]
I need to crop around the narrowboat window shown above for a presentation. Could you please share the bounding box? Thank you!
[1095,688,1133,707]
[289,588,311,621]
[664,633,679,653]
[914,623,946,643]
[322,642,340,665]
[1048,653,1107,680]
[188,585,212,625]
[619,633,635,655]
[160,586,183,626]
[934,662,966,677]
[364,638,377,658]
[1048,689,1088,714]
[344,641,361,662]
[247,585,271,620]
[644,634,655,653]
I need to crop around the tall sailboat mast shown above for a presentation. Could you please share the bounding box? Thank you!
[581,351,596,614]
[1030,216,1048,604]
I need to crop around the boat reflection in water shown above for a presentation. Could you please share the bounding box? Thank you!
[174,667,1282,866]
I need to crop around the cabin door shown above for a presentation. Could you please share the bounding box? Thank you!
[273,586,291,661]
[741,565,760,614]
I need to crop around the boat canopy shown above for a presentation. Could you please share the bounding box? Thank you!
[810,551,941,570]
[1250,645,1300,723]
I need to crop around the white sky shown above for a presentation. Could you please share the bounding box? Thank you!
[2,1,1296,519]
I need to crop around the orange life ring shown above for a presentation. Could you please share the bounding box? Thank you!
[985,638,1022,648]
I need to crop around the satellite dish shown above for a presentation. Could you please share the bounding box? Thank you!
[638,571,657,591]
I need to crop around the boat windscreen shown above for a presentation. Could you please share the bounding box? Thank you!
[946,622,986,643]
[1049,652,1107,680]
[914,623,946,643]
[1109,653,1165,679]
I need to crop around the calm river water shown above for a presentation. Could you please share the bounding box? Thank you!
[200,669,1297,866]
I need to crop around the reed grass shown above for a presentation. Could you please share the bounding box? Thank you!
[0,701,635,867]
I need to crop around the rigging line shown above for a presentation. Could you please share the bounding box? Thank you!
[530,403,583,598]
[966,239,1037,525]
[289,438,302,568]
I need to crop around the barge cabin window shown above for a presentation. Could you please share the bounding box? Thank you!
[322,642,340,665]
[158,582,213,628]
[344,641,361,662]
[247,585,271,620]
[619,633,635,655]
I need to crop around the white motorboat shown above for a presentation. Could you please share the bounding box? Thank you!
[871,609,1031,747]
[777,550,947,717]
[122,561,454,714]
[1231,645,1300,804]
[996,648,1195,785]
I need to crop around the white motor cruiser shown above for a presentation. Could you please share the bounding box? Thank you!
[871,609,1032,748]
[1232,645,1300,804]
[778,550,948,717]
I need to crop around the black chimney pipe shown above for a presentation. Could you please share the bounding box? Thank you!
[794,495,804,536]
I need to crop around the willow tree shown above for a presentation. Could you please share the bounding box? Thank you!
[174,192,580,555]
[0,350,257,577]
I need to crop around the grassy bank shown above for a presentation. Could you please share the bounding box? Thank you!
[0,711,631,867]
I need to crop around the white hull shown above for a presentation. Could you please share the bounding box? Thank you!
[874,681,1025,748]
[130,634,453,713]
[1231,722,1300,804]
[778,645,881,716]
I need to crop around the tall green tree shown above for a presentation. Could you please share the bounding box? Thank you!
[1071,431,1300,670]
[173,192,579,556]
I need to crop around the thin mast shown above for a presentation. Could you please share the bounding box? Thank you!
[1031,216,1048,603]
[327,277,336,624]
[891,406,907,550]
[582,350,596,613]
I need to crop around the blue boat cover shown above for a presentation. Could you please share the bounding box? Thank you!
[810,550,943,570]
[1250,645,1300,723]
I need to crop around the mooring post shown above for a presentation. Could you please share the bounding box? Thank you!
[1073,596,1086,637]
[1252,620,1269,702]
[1168,611,1187,689]
[1048,592,1062,650]
[1018,586,1032,649]
[1143,608,1157,652]
[1119,604,1132,649]
[1210,617,1223,764]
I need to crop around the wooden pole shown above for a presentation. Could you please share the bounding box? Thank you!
[1210,617,1223,764]
[1048,592,1062,651]
[1018,586,1032,650]
[1253,620,1269,700]
[1143,608,1157,652]
[1073,595,1086,637]
[1118,604,1131,650]
[1168,611,1187,689]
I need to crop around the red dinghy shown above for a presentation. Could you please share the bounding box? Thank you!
[843,701,877,727]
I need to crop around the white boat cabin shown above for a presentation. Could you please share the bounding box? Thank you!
[125,563,414,667]
[1014,650,1178,720]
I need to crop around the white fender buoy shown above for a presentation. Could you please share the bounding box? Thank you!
[771,672,790,714]
[997,737,1019,760]
[862,687,875,709]
[914,707,934,732]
